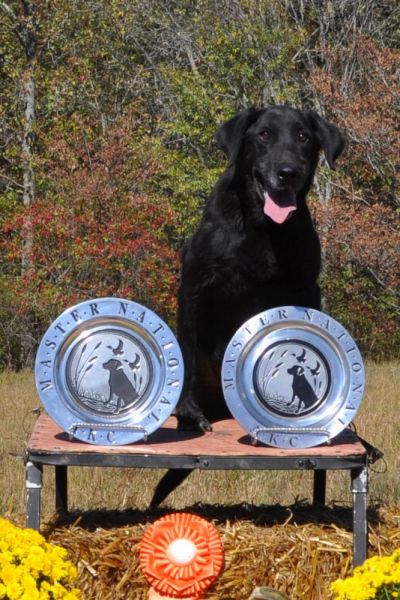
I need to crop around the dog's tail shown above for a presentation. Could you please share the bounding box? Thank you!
[150,469,193,508]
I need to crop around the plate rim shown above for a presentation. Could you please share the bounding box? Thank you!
[35,297,183,445]
[221,305,365,448]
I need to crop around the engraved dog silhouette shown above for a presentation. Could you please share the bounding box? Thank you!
[102,358,139,413]
[287,364,318,413]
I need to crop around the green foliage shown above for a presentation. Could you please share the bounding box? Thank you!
[313,197,399,360]
[135,2,305,236]
[0,0,399,367]
[142,135,224,237]
[321,270,400,360]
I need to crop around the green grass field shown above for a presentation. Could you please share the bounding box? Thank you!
[0,362,399,521]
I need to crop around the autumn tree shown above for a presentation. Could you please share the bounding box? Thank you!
[290,3,400,356]
[0,0,398,366]
[0,1,43,364]
[1,113,179,366]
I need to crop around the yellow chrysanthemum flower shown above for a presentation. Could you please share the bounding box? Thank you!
[331,549,400,600]
[0,565,18,585]
[0,518,80,600]
[5,581,22,600]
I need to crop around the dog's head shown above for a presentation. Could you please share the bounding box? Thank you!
[216,106,344,225]
[102,358,122,371]
[287,365,304,376]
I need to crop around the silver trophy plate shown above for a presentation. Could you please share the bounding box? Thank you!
[221,306,365,448]
[35,298,183,445]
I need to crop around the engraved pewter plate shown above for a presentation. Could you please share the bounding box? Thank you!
[221,306,365,448]
[35,298,184,445]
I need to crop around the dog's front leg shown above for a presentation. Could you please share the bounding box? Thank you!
[175,284,212,432]
[287,392,296,407]
[149,282,210,509]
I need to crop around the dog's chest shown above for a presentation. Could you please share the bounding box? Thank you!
[234,234,280,281]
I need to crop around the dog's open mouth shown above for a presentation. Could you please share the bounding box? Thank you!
[263,189,297,224]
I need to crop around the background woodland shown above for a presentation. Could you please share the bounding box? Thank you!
[0,0,399,368]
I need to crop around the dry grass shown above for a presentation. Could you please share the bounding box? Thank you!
[44,504,400,600]
[1,361,398,517]
[0,362,399,598]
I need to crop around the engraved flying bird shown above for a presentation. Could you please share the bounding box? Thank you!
[292,348,306,363]
[124,353,140,370]
[308,361,321,376]
[107,339,124,356]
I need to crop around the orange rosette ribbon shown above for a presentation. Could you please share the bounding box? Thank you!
[140,513,224,599]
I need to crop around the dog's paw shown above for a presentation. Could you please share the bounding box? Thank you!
[197,415,213,432]
[177,415,213,432]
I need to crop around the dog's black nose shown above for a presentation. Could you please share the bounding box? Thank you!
[278,166,298,183]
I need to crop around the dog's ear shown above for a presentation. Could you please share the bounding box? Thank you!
[307,111,345,168]
[216,107,262,166]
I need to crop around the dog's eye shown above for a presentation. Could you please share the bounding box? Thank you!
[259,129,271,141]
[298,131,309,143]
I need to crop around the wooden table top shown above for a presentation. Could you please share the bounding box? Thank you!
[27,414,367,458]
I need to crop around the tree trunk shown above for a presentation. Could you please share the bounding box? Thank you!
[20,55,37,367]
[12,0,38,366]
[21,58,35,259]
[0,1,38,366]
[22,67,35,205]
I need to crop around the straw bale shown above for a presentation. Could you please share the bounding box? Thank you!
[46,505,399,600]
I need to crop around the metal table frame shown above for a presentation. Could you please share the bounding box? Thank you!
[25,415,370,567]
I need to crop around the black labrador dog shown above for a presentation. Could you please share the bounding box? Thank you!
[151,105,344,506]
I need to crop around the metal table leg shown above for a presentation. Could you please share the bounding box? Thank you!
[26,460,43,530]
[55,465,68,515]
[313,470,326,506]
[352,465,368,566]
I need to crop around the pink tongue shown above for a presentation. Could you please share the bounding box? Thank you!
[264,191,297,224]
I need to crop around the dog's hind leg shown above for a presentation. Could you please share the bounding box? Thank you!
[150,469,193,508]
